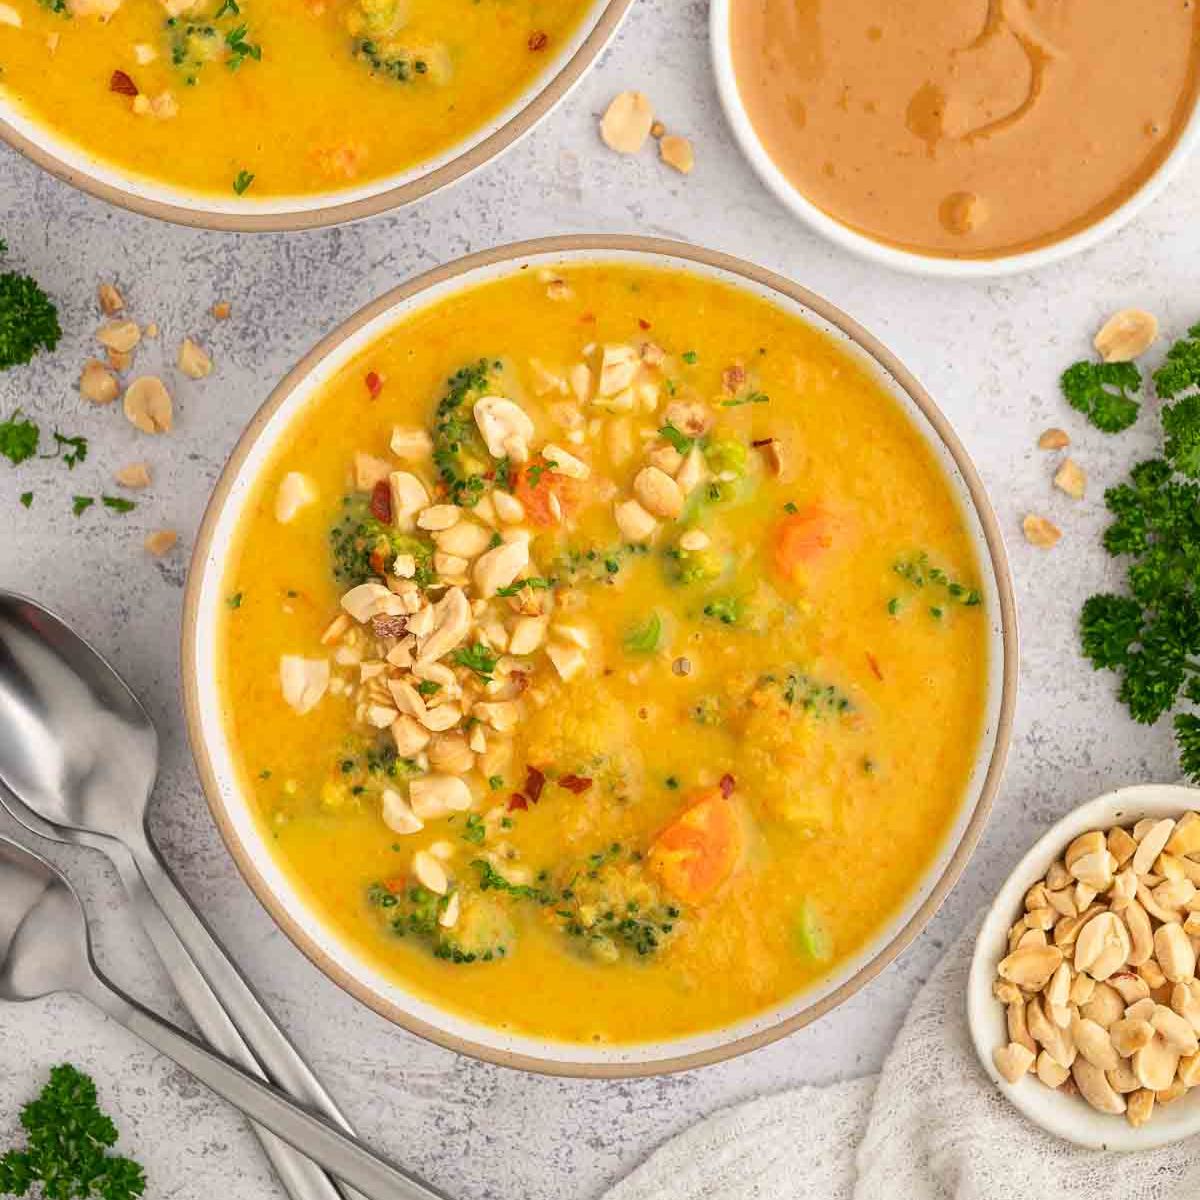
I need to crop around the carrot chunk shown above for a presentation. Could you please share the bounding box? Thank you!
[649,788,740,905]
[772,504,835,578]
[512,458,580,527]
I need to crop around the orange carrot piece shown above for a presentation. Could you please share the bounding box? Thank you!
[649,788,741,906]
[773,504,835,578]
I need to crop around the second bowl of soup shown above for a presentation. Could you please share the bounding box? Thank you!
[0,0,629,228]
[184,236,1016,1074]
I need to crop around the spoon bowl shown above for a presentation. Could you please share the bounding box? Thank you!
[0,837,91,1001]
[0,594,157,845]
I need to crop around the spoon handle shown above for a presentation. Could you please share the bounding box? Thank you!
[109,845,354,1200]
[85,975,446,1200]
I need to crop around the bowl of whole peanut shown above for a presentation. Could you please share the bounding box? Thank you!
[969,785,1200,1150]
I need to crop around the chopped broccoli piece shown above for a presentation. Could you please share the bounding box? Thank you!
[0,270,61,370]
[1060,360,1141,433]
[795,899,832,962]
[367,879,515,963]
[664,542,725,586]
[329,497,433,585]
[432,360,498,507]
[703,596,742,625]
[702,434,747,477]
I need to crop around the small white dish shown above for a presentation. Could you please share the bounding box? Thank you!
[708,0,1200,279]
[968,783,1200,1150]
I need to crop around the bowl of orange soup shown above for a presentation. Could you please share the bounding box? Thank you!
[183,236,1017,1075]
[0,0,629,228]
[712,0,1200,275]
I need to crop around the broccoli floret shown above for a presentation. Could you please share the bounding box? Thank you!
[553,852,682,962]
[702,434,747,477]
[1060,360,1141,433]
[367,879,515,964]
[703,596,742,625]
[772,670,854,716]
[329,498,433,585]
[432,360,499,507]
[0,270,60,371]
[664,541,725,586]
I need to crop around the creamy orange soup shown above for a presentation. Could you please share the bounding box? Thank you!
[218,263,990,1044]
[0,0,592,197]
[731,0,1200,258]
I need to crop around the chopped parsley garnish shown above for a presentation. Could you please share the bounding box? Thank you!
[101,495,136,514]
[227,592,244,609]
[232,169,255,195]
[720,392,769,408]
[783,501,799,514]
[225,24,261,68]
[71,496,94,517]
[415,679,441,697]
[46,431,88,469]
[214,0,239,14]
[450,642,499,681]
[702,596,741,626]
[0,409,39,465]
[681,350,698,365]
[1061,360,1141,434]
[0,1064,145,1200]
[496,576,554,597]
[525,460,556,489]
[658,422,693,454]
[472,859,549,901]
[19,491,32,508]
[461,813,486,845]
[488,774,504,791]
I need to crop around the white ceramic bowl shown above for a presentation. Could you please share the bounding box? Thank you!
[708,0,1200,279]
[0,0,630,231]
[183,235,1018,1076]
[968,784,1200,1150]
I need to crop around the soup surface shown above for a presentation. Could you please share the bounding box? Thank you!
[218,263,990,1045]
[0,0,592,197]
[730,0,1200,258]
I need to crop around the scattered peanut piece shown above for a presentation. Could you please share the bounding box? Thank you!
[97,283,125,315]
[659,135,695,175]
[1053,458,1087,500]
[600,91,654,155]
[79,359,119,405]
[0,5,23,27]
[1038,428,1070,451]
[1094,309,1159,363]
[123,376,174,434]
[115,462,152,489]
[144,529,177,556]
[211,300,231,321]
[177,337,212,379]
[144,322,159,338]
[650,120,665,139]
[96,319,141,354]
[1022,514,1061,548]
[107,348,132,372]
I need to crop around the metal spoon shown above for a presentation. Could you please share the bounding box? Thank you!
[0,591,359,1200]
[0,835,443,1200]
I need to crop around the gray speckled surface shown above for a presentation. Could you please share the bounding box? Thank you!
[0,1,1197,1195]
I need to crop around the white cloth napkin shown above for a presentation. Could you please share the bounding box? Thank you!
[606,913,1200,1200]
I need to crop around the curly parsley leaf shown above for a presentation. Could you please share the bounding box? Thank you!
[46,431,88,469]
[0,272,61,371]
[0,1064,146,1200]
[1163,393,1200,479]
[1153,322,1200,399]
[1061,360,1141,433]
[0,409,39,465]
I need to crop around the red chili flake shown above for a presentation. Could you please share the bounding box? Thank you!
[109,70,139,96]
[866,651,883,682]
[508,793,529,812]
[580,312,596,325]
[637,318,651,331]
[524,765,546,804]
[527,30,548,51]
[719,773,736,798]
[372,615,408,639]
[751,438,775,448]
[365,370,383,398]
[369,479,392,522]
[369,548,389,576]
[558,774,593,794]
[381,876,407,894]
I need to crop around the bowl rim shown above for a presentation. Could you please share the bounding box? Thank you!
[0,0,632,232]
[181,233,1020,1076]
[707,0,1200,279]
[968,783,1200,1150]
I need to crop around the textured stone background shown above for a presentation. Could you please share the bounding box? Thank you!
[0,0,1197,1195]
